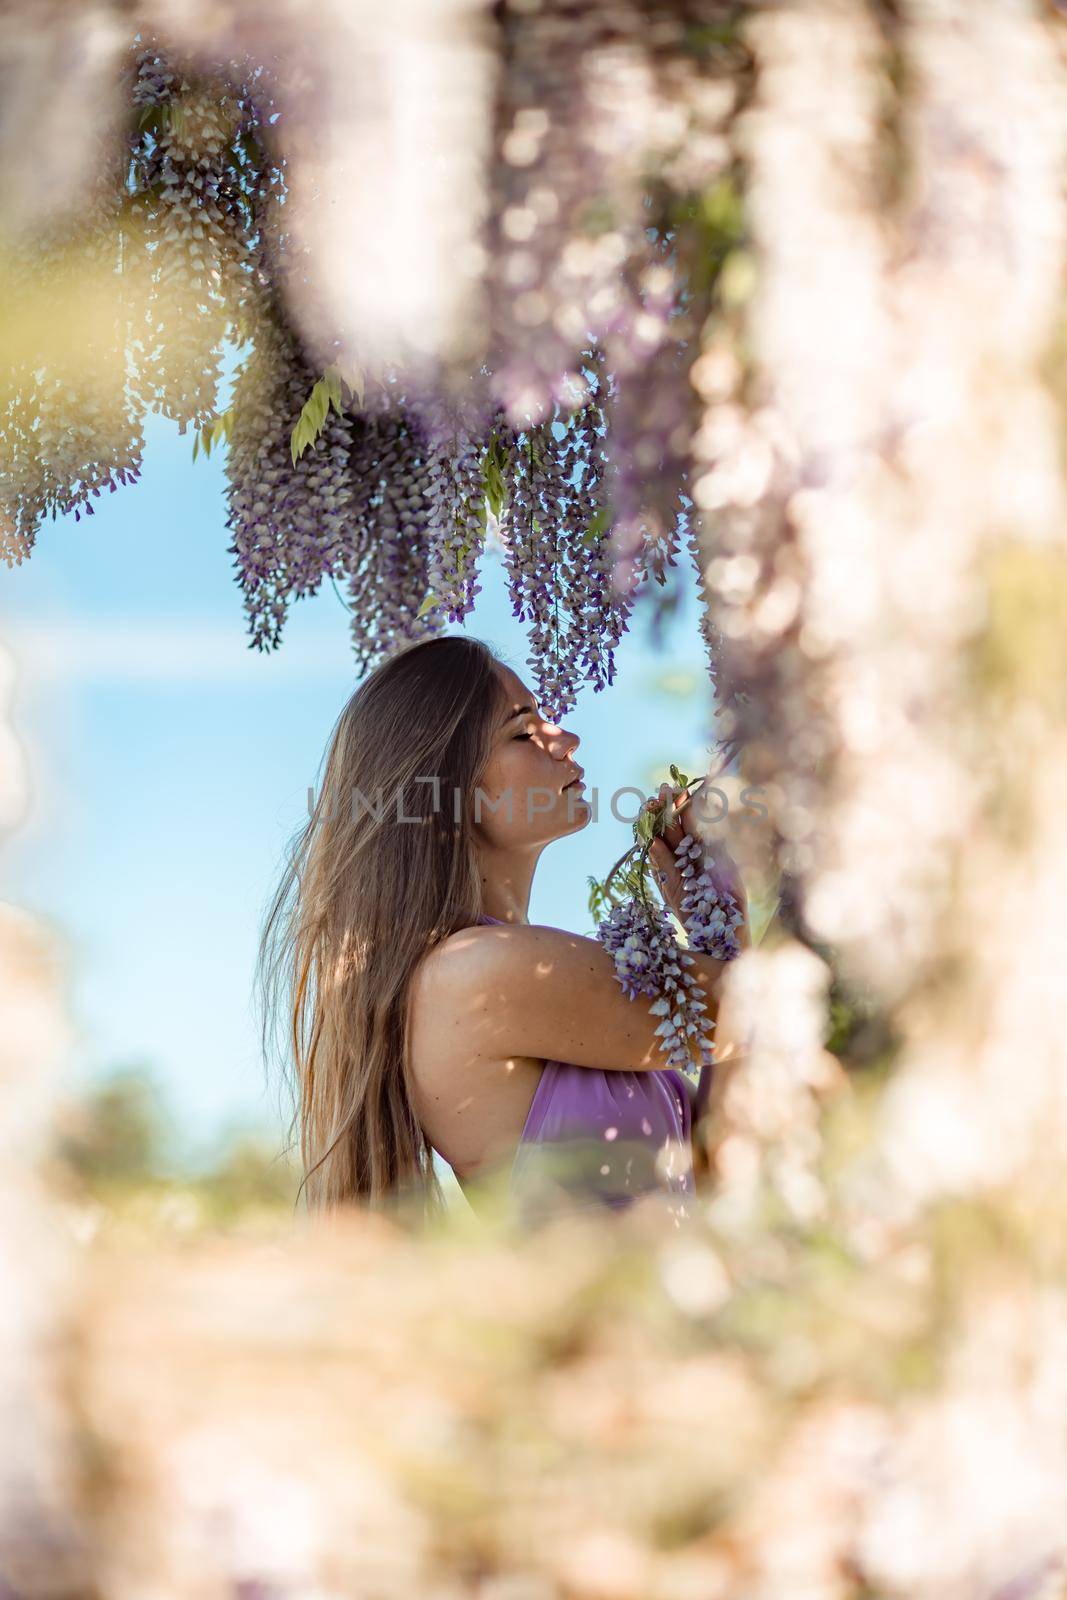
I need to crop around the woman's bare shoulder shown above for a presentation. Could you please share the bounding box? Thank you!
[413,918,727,1076]
[416,920,615,1013]
[407,926,547,1180]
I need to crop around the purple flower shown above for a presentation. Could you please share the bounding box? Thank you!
[596,894,716,1073]
[675,834,745,962]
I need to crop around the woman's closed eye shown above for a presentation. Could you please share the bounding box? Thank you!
[513,732,534,741]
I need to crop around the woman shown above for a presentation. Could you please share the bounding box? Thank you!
[258,633,748,1227]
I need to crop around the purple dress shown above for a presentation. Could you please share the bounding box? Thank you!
[477,913,697,1224]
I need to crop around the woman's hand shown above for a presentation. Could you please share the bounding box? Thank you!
[644,782,751,949]
[643,782,693,922]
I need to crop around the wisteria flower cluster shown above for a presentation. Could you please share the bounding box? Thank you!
[674,835,746,965]
[588,765,745,1076]
[0,16,749,742]
[595,896,715,1075]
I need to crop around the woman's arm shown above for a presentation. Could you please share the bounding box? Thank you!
[414,920,733,1075]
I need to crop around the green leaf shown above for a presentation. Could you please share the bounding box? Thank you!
[481,432,511,522]
[586,873,609,926]
[324,364,344,416]
[291,372,343,464]
[416,591,439,619]
[583,507,611,546]
[290,411,316,465]
[192,408,234,464]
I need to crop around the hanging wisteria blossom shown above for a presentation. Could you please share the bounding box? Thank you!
[596,895,716,1074]
[0,12,750,763]
[589,766,746,1077]
[676,834,746,964]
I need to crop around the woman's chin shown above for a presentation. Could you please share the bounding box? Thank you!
[560,793,591,829]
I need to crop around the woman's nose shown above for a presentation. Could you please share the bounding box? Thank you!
[547,725,579,759]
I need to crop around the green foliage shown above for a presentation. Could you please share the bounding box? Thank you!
[820,955,901,1072]
[482,430,509,520]
[136,100,187,141]
[53,1064,173,1192]
[290,364,347,464]
[135,104,164,136]
[193,1131,300,1220]
[587,763,693,925]
[416,432,510,621]
[50,1063,298,1220]
[582,506,611,547]
[669,171,748,301]
[586,873,611,925]
[191,407,233,461]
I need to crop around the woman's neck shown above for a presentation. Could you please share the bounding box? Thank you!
[480,901,530,925]
[477,848,539,925]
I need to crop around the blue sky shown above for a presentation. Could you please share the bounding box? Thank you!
[1,412,719,1168]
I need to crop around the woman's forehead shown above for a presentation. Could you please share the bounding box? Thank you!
[497,665,531,704]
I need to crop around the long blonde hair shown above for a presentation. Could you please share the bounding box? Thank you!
[257,634,510,1223]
